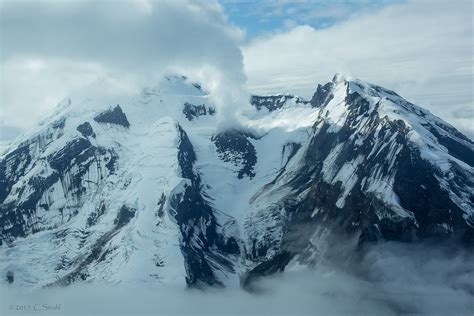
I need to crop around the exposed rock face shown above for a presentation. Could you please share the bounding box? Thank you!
[310,81,334,107]
[76,122,95,138]
[241,76,474,284]
[0,118,115,245]
[0,140,114,244]
[213,130,257,179]
[250,94,308,112]
[172,125,238,287]
[183,102,215,121]
[94,105,130,128]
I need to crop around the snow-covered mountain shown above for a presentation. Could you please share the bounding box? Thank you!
[1,74,473,288]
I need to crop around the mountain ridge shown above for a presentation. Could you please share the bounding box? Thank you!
[1,74,472,288]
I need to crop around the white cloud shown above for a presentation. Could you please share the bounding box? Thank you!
[1,0,472,139]
[1,242,472,315]
[243,0,474,137]
[0,58,109,131]
[0,0,249,137]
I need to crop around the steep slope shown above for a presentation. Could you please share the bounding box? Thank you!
[0,76,239,287]
[1,74,472,289]
[243,75,474,282]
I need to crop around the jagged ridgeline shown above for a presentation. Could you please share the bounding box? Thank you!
[0,74,472,288]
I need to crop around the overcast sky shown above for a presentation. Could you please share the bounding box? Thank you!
[0,0,473,140]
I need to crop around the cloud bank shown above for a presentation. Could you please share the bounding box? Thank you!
[0,0,248,137]
[243,0,473,137]
[1,242,472,316]
[1,0,472,139]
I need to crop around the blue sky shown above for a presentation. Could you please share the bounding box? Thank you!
[221,0,405,40]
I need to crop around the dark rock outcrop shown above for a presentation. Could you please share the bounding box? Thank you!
[310,82,334,107]
[183,102,215,121]
[0,136,115,244]
[213,130,257,179]
[172,124,238,287]
[76,122,96,138]
[94,105,130,128]
[242,77,474,284]
[250,95,308,112]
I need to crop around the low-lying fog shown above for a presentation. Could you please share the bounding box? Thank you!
[1,242,473,316]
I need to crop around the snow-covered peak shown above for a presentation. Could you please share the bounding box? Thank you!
[331,73,346,84]
[47,74,206,119]
[302,75,474,230]
[1,72,473,291]
[150,75,207,96]
[315,75,472,143]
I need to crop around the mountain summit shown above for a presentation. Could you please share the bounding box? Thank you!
[1,75,472,288]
